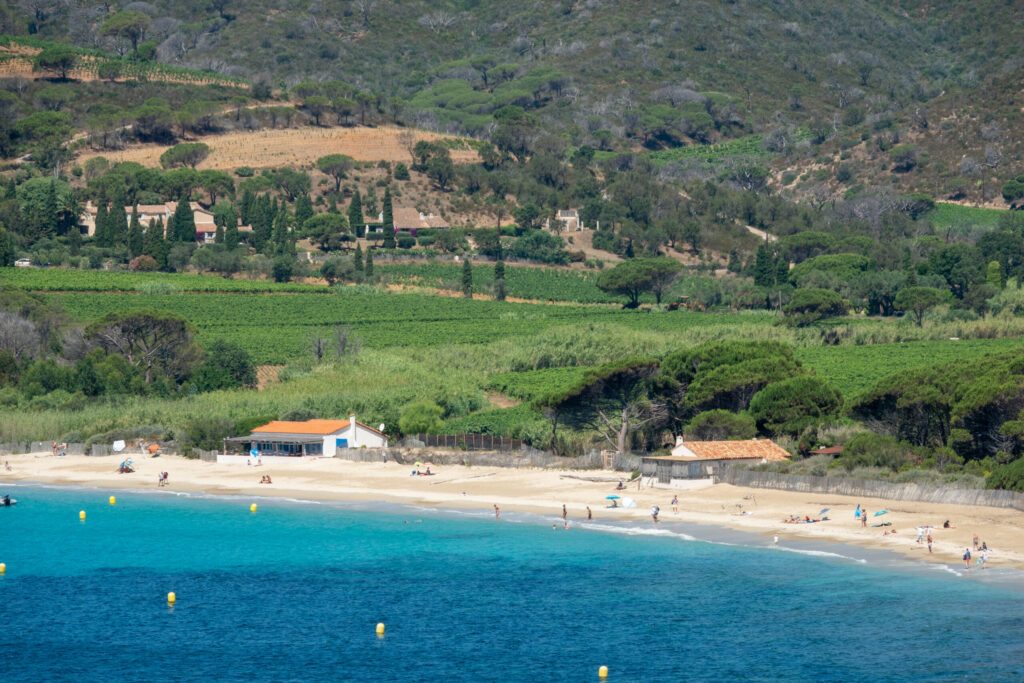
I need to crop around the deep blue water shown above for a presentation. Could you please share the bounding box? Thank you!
[1,486,1023,682]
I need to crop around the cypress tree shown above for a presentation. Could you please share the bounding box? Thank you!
[240,188,255,225]
[348,190,364,238]
[253,195,272,249]
[329,196,339,214]
[272,207,290,253]
[494,259,506,301]
[143,218,159,257]
[127,206,143,257]
[215,223,224,244]
[364,248,374,277]
[43,179,59,239]
[462,257,473,298]
[108,191,129,246]
[94,200,109,245]
[382,187,393,231]
[172,196,196,242]
[354,243,364,272]
[295,193,314,228]
[225,220,239,250]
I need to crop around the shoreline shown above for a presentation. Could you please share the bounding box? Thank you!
[3,453,1023,572]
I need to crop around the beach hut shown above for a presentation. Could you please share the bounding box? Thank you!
[641,438,790,485]
[223,416,388,459]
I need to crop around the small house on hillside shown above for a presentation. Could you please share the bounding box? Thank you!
[641,438,790,483]
[378,207,450,232]
[223,416,388,458]
[547,208,582,231]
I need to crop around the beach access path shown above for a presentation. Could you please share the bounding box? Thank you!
[4,454,1022,570]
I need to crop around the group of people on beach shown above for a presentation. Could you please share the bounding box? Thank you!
[259,475,273,485]
[50,442,67,457]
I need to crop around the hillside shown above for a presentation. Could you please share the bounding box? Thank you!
[5,1,1022,201]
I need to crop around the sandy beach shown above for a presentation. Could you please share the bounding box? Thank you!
[3,453,1022,570]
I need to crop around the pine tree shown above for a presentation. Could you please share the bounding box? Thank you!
[348,190,364,238]
[127,206,143,257]
[294,193,314,229]
[494,259,506,301]
[172,196,196,242]
[365,248,374,277]
[462,257,473,298]
[354,243,364,272]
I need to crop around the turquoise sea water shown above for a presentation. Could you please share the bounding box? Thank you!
[2,486,1023,682]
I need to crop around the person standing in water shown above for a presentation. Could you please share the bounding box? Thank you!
[562,504,567,521]
[651,505,660,523]
[494,504,500,519]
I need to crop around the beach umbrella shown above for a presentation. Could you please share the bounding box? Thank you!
[605,495,620,500]
[874,509,889,517]
[819,508,830,516]
[414,461,424,468]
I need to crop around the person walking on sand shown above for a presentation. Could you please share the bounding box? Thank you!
[927,533,933,554]
[963,548,972,569]
[671,495,679,513]
[562,504,567,521]
[494,504,500,519]
[972,534,979,550]
[586,506,592,520]
[651,505,660,523]
[861,509,868,528]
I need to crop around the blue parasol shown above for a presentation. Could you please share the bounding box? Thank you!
[873,509,889,517]
[605,495,620,500]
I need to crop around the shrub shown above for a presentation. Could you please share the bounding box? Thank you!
[986,457,1024,492]
[398,400,444,435]
[129,255,159,271]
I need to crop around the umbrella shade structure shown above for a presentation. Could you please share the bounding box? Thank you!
[414,462,424,468]
[819,508,830,516]
[874,509,889,517]
[605,495,621,500]
[620,497,637,509]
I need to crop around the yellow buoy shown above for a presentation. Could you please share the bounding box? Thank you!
[375,623,385,636]
[109,496,117,506]
[598,665,609,678]
[79,510,86,521]
[250,503,258,513]
[167,591,176,605]
[0,562,6,574]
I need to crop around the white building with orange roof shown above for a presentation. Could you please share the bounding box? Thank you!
[223,415,388,460]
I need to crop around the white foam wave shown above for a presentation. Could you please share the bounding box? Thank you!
[773,545,868,564]
[579,522,697,542]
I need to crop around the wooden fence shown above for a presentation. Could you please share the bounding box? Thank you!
[717,467,1024,511]
[412,434,524,451]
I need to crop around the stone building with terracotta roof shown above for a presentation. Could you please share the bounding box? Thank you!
[377,207,450,232]
[641,438,790,483]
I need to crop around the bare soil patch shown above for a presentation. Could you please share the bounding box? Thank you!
[77,126,480,170]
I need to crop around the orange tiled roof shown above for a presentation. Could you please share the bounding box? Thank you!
[252,419,350,435]
[669,439,790,461]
